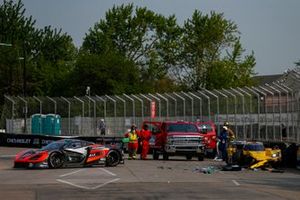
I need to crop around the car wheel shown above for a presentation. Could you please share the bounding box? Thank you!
[186,155,193,160]
[163,153,169,160]
[240,156,253,167]
[153,149,159,160]
[206,149,217,158]
[48,152,64,169]
[106,150,120,167]
[198,155,204,161]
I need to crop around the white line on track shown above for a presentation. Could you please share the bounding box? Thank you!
[57,168,120,190]
[59,169,86,177]
[232,180,240,186]
[56,179,91,190]
[100,168,116,176]
[0,155,15,158]
[56,178,120,190]
[91,178,120,190]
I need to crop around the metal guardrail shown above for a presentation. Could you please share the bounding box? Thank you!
[2,71,300,144]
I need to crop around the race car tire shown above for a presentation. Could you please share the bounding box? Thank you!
[48,152,64,169]
[106,150,120,167]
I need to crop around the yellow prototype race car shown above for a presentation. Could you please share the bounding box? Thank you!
[227,141,281,169]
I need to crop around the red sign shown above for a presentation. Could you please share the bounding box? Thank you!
[151,101,156,118]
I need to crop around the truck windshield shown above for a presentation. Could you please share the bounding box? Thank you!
[166,124,198,132]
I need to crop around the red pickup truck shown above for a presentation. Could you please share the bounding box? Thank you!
[142,121,206,161]
[195,121,217,157]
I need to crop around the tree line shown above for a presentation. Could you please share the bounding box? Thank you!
[0,0,256,102]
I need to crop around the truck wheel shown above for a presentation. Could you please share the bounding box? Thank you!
[198,155,204,161]
[206,149,217,158]
[163,153,169,160]
[153,150,159,160]
[186,155,192,160]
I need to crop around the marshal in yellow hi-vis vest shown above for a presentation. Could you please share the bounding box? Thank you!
[129,131,138,143]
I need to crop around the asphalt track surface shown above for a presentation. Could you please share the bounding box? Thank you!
[1,147,300,200]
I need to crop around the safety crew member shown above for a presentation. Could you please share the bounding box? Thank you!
[224,121,235,141]
[218,126,229,161]
[125,124,139,160]
[140,124,152,160]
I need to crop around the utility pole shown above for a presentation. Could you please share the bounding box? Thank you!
[22,41,26,97]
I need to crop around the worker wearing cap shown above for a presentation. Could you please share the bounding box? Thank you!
[218,126,229,161]
[224,121,235,141]
[223,122,236,164]
[125,124,139,159]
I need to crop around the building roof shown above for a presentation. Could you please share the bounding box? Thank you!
[252,74,283,86]
[252,67,300,91]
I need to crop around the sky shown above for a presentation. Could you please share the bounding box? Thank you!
[21,0,300,75]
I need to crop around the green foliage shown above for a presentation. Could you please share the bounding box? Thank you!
[82,4,181,92]
[68,52,141,95]
[1,1,256,100]
[172,10,255,90]
[0,0,77,97]
[31,26,77,96]
[206,40,256,89]
[0,0,38,97]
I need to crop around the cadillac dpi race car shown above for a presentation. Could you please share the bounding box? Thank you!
[14,139,124,169]
[226,141,281,169]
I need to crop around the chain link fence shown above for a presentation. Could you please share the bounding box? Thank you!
[1,71,300,144]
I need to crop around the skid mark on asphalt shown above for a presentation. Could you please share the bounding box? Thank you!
[56,168,120,190]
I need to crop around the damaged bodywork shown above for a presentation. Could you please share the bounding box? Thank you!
[226,141,281,169]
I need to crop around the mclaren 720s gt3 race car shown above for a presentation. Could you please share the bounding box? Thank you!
[14,139,124,169]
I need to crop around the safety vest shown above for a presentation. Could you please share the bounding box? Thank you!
[129,132,138,143]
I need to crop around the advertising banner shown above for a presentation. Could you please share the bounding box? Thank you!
[151,101,156,118]
[0,133,122,148]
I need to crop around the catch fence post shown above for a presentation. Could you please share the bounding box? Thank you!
[61,97,71,135]
[4,95,15,133]
[189,92,202,122]
[173,92,186,121]
[74,96,84,135]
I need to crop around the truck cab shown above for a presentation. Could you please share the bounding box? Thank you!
[143,121,206,161]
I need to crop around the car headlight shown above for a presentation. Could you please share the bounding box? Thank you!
[272,153,277,158]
